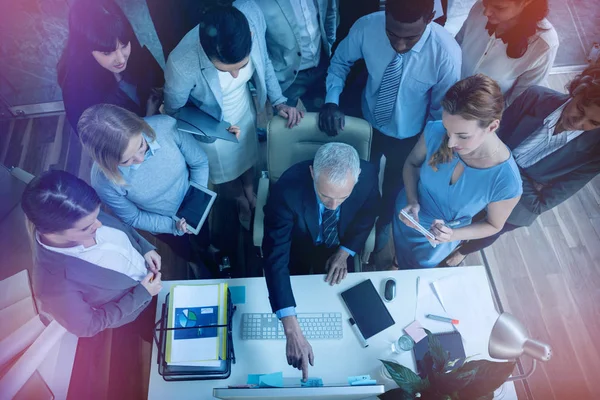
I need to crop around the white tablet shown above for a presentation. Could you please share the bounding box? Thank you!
[173,183,217,235]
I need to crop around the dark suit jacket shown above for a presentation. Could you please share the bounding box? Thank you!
[32,212,155,337]
[263,160,380,312]
[498,86,600,226]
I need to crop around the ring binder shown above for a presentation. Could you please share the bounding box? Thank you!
[153,289,237,381]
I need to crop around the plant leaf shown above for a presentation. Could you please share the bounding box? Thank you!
[456,360,516,399]
[380,359,423,394]
[424,329,449,371]
[378,387,415,400]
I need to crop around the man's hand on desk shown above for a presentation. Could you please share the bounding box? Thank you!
[324,248,350,285]
[281,316,314,381]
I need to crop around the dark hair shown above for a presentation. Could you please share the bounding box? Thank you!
[567,64,600,108]
[429,74,504,170]
[57,0,145,100]
[491,0,549,59]
[198,6,252,64]
[22,170,102,234]
[385,0,434,23]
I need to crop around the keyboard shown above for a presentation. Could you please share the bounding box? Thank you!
[241,312,343,340]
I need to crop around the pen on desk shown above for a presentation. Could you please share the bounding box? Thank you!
[349,318,368,348]
[426,314,459,325]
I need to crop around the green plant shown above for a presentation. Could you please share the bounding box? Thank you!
[379,330,516,400]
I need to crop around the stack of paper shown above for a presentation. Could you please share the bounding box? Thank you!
[166,283,228,366]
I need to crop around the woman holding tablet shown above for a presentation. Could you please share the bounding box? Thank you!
[393,75,522,269]
[22,170,162,337]
[78,104,212,275]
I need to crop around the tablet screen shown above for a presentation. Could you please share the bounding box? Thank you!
[176,186,213,229]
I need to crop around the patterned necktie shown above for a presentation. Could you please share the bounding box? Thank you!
[373,53,404,127]
[322,207,339,248]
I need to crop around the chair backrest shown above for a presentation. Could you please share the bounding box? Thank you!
[266,113,372,183]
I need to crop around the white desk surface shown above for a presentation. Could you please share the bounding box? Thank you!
[148,266,517,400]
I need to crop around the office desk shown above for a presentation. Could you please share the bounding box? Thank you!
[148,267,517,399]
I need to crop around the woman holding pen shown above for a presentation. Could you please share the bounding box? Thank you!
[393,74,522,268]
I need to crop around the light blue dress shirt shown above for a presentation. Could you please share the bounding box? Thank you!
[275,188,356,319]
[325,12,462,139]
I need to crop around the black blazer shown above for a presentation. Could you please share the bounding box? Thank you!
[263,160,380,312]
[33,212,155,337]
[61,46,164,134]
[498,86,600,226]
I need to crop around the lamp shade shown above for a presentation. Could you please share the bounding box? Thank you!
[488,313,552,362]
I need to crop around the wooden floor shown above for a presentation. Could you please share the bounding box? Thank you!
[473,73,600,400]
[1,72,599,399]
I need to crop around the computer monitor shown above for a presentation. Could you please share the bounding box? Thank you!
[213,385,385,400]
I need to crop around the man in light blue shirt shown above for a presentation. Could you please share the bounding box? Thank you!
[319,0,461,251]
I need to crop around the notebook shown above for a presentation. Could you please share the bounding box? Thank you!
[177,106,238,143]
[413,330,465,377]
[340,279,395,339]
[166,283,229,366]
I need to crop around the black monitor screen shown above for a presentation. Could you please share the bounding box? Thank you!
[176,186,213,228]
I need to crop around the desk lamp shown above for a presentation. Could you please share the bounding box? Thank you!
[488,312,552,381]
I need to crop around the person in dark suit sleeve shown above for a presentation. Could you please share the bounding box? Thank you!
[263,142,380,380]
[446,65,600,265]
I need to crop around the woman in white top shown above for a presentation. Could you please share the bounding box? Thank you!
[22,170,162,337]
[456,0,558,106]
[164,3,304,231]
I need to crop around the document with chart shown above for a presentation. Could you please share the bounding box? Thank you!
[166,283,228,366]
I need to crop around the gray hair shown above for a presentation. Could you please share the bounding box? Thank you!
[313,143,361,186]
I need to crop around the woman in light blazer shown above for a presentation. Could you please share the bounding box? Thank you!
[164,1,303,232]
[23,170,162,338]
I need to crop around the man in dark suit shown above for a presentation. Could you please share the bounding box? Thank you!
[263,142,380,380]
[446,65,600,265]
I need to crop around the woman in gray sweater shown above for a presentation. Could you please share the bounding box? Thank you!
[78,104,212,273]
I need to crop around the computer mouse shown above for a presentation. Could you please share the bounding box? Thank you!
[383,278,396,302]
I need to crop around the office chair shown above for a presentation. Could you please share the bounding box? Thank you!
[253,113,376,271]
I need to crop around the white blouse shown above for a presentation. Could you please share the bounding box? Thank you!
[38,226,148,282]
[456,0,559,106]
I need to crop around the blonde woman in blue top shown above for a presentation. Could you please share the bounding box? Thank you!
[394,75,523,268]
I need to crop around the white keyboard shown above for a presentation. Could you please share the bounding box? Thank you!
[241,312,343,340]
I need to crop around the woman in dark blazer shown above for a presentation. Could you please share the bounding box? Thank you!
[446,65,600,265]
[57,0,164,133]
[22,170,163,337]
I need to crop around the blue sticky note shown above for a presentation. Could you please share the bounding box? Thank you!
[351,379,377,386]
[348,375,372,385]
[247,374,263,385]
[229,286,246,304]
[301,378,323,387]
[259,372,284,388]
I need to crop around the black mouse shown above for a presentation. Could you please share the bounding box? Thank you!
[383,278,396,302]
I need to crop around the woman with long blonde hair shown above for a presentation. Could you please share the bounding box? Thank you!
[394,74,522,268]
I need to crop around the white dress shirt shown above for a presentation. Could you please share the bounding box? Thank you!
[38,226,149,282]
[456,0,559,106]
[292,0,322,70]
[512,100,584,168]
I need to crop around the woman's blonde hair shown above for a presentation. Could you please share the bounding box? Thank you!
[429,74,504,171]
[77,104,156,184]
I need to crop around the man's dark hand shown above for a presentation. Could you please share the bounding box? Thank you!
[324,248,350,285]
[318,103,345,136]
[282,316,314,381]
